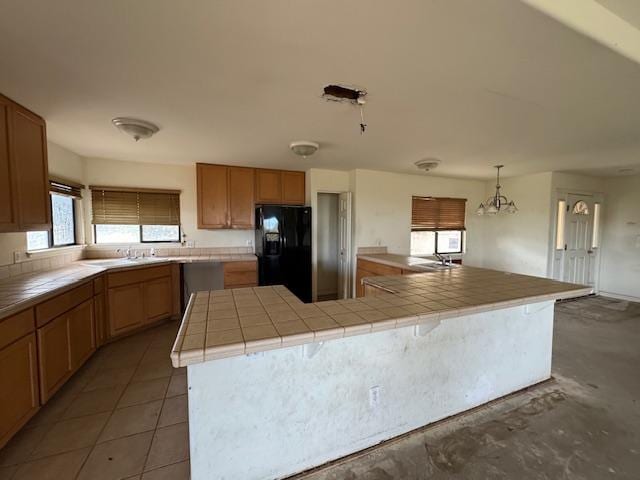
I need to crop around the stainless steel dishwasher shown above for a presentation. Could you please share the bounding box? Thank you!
[182,262,224,302]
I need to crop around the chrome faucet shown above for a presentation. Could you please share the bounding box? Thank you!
[434,253,452,266]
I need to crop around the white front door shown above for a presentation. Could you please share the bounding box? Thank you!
[337,192,352,299]
[563,193,597,286]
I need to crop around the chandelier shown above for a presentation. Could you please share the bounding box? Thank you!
[476,165,518,215]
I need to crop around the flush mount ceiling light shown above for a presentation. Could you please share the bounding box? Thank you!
[112,117,159,141]
[476,165,518,215]
[414,158,441,172]
[290,141,319,158]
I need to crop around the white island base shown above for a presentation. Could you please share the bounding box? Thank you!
[186,300,554,480]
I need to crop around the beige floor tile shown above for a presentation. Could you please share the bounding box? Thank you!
[158,395,188,428]
[26,387,77,427]
[31,412,110,459]
[145,423,189,471]
[83,367,136,392]
[77,432,153,480]
[63,385,126,419]
[140,347,172,365]
[166,374,187,398]
[142,460,190,479]
[0,424,51,466]
[98,400,163,443]
[12,448,90,480]
[98,350,146,370]
[0,465,18,480]
[132,359,174,382]
[119,378,170,408]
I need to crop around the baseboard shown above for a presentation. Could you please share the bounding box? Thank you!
[599,291,640,303]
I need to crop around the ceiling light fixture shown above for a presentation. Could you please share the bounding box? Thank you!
[414,158,441,172]
[476,165,518,215]
[112,117,160,141]
[290,141,319,158]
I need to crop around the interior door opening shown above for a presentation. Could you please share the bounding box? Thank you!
[317,193,340,301]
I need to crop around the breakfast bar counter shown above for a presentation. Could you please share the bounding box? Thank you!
[172,266,591,480]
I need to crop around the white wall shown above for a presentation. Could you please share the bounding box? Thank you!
[599,174,640,300]
[82,157,253,248]
[481,172,553,277]
[352,169,486,267]
[0,141,85,266]
[316,193,339,297]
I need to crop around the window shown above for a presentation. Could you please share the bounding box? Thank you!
[410,196,466,256]
[91,187,181,244]
[27,178,81,250]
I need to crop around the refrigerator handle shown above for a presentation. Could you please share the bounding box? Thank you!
[281,214,286,250]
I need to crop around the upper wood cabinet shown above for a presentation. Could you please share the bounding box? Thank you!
[255,169,282,204]
[228,167,255,229]
[255,169,305,205]
[197,163,255,229]
[0,93,50,233]
[197,163,229,229]
[281,171,306,204]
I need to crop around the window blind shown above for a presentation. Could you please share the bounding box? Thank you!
[49,176,83,198]
[411,197,466,231]
[90,187,180,225]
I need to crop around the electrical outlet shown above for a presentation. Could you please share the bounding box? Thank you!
[14,251,25,263]
[186,240,195,248]
[246,239,252,246]
[369,386,381,408]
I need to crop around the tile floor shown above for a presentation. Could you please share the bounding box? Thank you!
[0,321,189,480]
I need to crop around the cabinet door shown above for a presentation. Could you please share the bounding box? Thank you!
[108,283,145,337]
[144,277,173,323]
[197,163,229,229]
[11,105,50,230]
[281,171,305,205]
[255,169,282,204]
[228,167,255,229]
[68,300,95,371]
[94,293,106,347]
[0,96,17,231]
[0,333,39,449]
[37,315,71,403]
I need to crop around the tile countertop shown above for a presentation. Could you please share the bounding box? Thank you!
[357,253,442,271]
[0,254,256,320]
[170,266,593,367]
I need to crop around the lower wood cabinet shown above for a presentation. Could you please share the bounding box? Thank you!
[37,298,95,403]
[144,276,173,322]
[106,265,177,339]
[37,314,71,403]
[355,259,403,298]
[108,283,145,337]
[0,333,39,449]
[94,292,106,347]
[69,300,95,371]
[223,261,257,289]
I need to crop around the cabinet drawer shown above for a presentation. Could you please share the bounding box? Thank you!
[107,265,172,288]
[223,261,257,273]
[224,271,257,288]
[35,282,93,328]
[0,309,35,350]
[93,275,104,295]
[357,259,402,277]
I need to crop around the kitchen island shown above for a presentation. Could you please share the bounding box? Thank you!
[171,266,592,480]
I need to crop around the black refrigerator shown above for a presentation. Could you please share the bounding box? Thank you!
[255,205,312,303]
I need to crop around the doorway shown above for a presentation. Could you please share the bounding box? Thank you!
[551,191,603,288]
[316,192,352,301]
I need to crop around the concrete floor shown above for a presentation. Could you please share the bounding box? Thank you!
[297,296,640,480]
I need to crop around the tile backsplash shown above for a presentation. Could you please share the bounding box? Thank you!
[83,245,254,259]
[0,246,84,280]
[0,245,255,280]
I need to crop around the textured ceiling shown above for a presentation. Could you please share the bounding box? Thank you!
[2,0,640,179]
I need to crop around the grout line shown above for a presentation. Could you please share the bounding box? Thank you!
[71,326,174,480]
